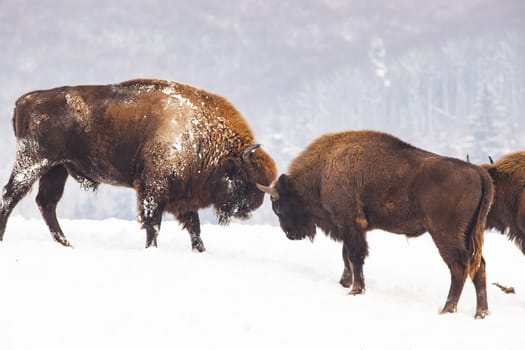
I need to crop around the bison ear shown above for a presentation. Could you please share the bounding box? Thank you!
[486,166,498,180]
[222,158,241,177]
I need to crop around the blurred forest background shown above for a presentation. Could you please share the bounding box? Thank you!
[0,0,523,223]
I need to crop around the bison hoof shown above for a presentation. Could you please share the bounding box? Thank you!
[191,236,206,253]
[475,309,489,320]
[145,238,158,248]
[440,304,457,314]
[53,234,73,248]
[339,278,352,289]
[192,242,206,253]
[349,287,365,295]
[339,268,353,288]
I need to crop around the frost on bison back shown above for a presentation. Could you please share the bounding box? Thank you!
[0,79,277,251]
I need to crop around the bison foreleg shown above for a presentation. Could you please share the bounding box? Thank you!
[342,232,368,295]
[176,211,205,252]
[339,245,353,288]
[137,192,165,248]
[36,165,72,247]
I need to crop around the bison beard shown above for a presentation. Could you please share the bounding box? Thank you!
[0,79,277,251]
[258,130,494,319]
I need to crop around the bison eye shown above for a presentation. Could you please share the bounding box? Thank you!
[272,200,282,216]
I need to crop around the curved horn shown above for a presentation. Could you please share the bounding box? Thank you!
[466,154,470,163]
[488,155,494,164]
[243,144,261,161]
[256,183,279,199]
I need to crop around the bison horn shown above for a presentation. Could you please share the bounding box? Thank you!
[256,183,279,199]
[243,144,261,161]
[488,155,494,164]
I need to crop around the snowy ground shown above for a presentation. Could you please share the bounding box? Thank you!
[1,216,524,350]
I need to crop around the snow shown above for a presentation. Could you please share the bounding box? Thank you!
[140,196,158,222]
[13,159,48,184]
[161,85,198,111]
[1,216,524,349]
[11,139,48,187]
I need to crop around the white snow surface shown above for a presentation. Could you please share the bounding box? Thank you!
[1,216,524,350]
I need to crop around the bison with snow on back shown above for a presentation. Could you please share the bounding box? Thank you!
[257,130,494,318]
[481,151,525,255]
[0,79,277,251]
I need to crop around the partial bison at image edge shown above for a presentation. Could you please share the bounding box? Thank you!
[481,151,525,255]
[0,79,277,251]
[258,130,494,319]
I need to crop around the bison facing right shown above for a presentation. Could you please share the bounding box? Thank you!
[258,130,494,318]
[481,151,525,255]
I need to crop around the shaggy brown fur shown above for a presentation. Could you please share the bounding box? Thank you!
[481,151,525,255]
[0,79,277,250]
[259,130,494,319]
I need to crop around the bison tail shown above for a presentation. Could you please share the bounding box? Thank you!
[12,103,24,138]
[468,169,494,279]
[12,95,31,138]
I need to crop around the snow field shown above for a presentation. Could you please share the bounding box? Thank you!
[1,216,524,349]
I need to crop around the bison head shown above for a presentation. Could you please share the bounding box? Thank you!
[214,144,277,224]
[257,174,316,241]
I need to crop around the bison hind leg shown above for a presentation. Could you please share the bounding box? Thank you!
[471,256,489,319]
[36,165,72,247]
[431,230,487,318]
[1,156,50,241]
[436,246,469,316]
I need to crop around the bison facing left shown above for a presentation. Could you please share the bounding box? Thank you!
[258,130,493,318]
[0,79,277,250]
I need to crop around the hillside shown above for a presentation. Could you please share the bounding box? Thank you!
[0,0,523,222]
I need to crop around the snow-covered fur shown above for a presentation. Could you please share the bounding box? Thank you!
[0,79,277,251]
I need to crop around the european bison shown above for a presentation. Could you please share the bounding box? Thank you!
[0,79,277,250]
[258,130,494,318]
[481,151,525,255]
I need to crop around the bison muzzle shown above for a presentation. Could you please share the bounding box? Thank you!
[258,130,494,319]
[0,79,277,251]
